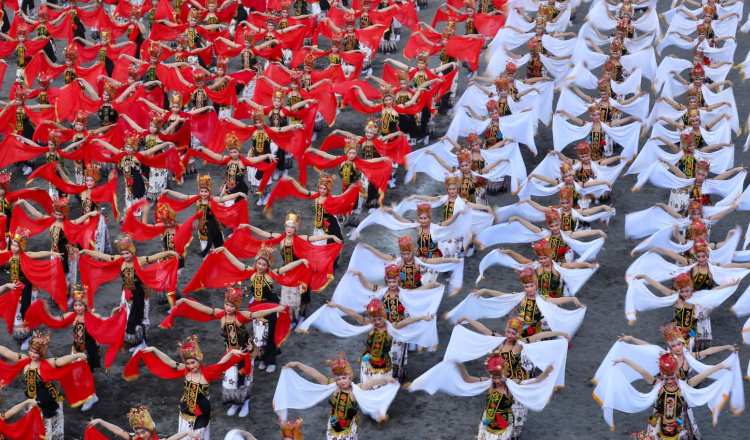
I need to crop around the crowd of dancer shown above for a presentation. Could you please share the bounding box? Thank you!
[0,0,748,438]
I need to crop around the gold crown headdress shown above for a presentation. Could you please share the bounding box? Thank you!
[197,173,213,190]
[116,235,136,254]
[29,330,51,356]
[178,334,203,362]
[12,227,29,251]
[128,406,155,432]
[255,244,275,266]
[285,212,301,228]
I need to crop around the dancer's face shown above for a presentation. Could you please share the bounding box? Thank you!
[523,281,536,296]
[446,183,458,198]
[120,250,134,262]
[335,374,351,389]
[400,250,414,263]
[224,302,237,314]
[418,213,430,227]
[548,221,561,235]
[185,358,201,372]
[505,327,518,341]
[73,300,87,314]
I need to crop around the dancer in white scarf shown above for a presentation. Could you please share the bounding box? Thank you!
[458,353,554,440]
[519,162,612,208]
[484,238,597,298]
[423,146,509,206]
[654,158,746,212]
[326,298,435,384]
[446,267,586,339]
[502,191,614,231]
[554,106,642,160]
[608,353,731,439]
[275,356,399,440]
[624,201,735,241]
[631,272,740,350]
[457,315,568,439]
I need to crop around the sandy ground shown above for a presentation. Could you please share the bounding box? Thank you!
[1,1,750,439]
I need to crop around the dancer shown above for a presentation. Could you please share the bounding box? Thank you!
[87,406,201,440]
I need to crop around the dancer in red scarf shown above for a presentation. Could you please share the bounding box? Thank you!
[124,336,244,439]
[78,235,179,351]
[0,330,95,440]
[87,406,200,440]
[163,286,284,417]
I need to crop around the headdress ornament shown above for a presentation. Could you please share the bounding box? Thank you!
[505,61,517,75]
[280,419,304,440]
[559,186,574,201]
[576,140,591,156]
[445,174,459,188]
[53,196,70,215]
[155,203,176,223]
[384,264,400,280]
[217,56,229,71]
[456,148,472,164]
[560,163,574,176]
[226,132,241,151]
[197,173,213,190]
[366,298,387,318]
[417,203,432,218]
[116,235,136,254]
[84,163,101,181]
[545,209,561,225]
[519,267,536,284]
[0,171,10,191]
[128,406,155,432]
[29,330,50,356]
[12,227,29,251]
[673,273,693,291]
[327,352,353,377]
[506,316,524,333]
[285,212,301,228]
[225,284,244,308]
[532,237,554,257]
[178,335,203,362]
[661,321,687,345]
[398,235,415,252]
[318,172,335,191]
[659,352,678,376]
[255,243,275,266]
[71,284,88,307]
[304,53,316,68]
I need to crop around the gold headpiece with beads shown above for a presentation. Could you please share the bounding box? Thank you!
[380,86,395,100]
[273,88,285,100]
[49,129,63,145]
[125,132,140,148]
[588,104,601,115]
[53,196,70,215]
[463,0,476,9]
[417,203,432,218]
[280,419,304,440]
[255,243,275,266]
[696,160,710,173]
[226,132,241,151]
[251,109,265,123]
[494,76,509,90]
[396,70,409,83]
[318,172,335,191]
[344,137,359,153]
[217,56,229,71]
[29,330,51,356]
[445,174,459,188]
[71,285,88,307]
[189,8,202,20]
[384,263,400,280]
[327,352,353,377]
[84,163,101,181]
[560,163,574,176]
[128,406,155,432]
[285,211,301,228]
[661,321,687,345]
[197,173,213,190]
[365,117,378,131]
[304,53,316,68]
[659,353,678,376]
[693,238,710,256]
[686,87,700,101]
[38,72,52,86]
[559,186,574,202]
[116,235,136,254]
[545,209,561,225]
[673,273,693,291]
[64,44,78,61]
[575,140,591,156]
[366,298,387,318]
[344,13,356,25]
[75,110,89,125]
[225,284,244,308]
[485,351,508,376]
[149,44,162,59]
[397,235,415,252]
[178,335,203,362]
[170,93,183,106]
[687,220,708,239]
[505,61,517,75]
[100,28,111,40]
[519,267,536,284]
[0,171,10,191]
[155,203,176,223]
[12,227,29,251]
[417,52,430,64]
[103,81,118,98]
[532,237,554,257]
[456,148,471,164]
[505,316,524,333]
[149,111,163,129]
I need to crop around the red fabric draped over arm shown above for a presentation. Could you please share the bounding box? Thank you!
[372,136,411,165]
[223,229,284,259]
[158,194,201,213]
[187,110,218,149]
[339,88,382,114]
[22,300,75,330]
[473,13,506,37]
[121,200,166,241]
[353,158,391,204]
[63,216,100,250]
[204,79,238,106]
[320,134,348,152]
[0,284,22,333]
[174,213,200,256]
[0,357,31,383]
[182,251,256,293]
[149,22,188,41]
[54,81,104,123]
[200,353,243,382]
[205,119,254,153]
[122,350,185,381]
[354,25,388,52]
[39,358,96,407]
[135,258,180,294]
[248,302,290,346]
[446,36,485,71]
[0,406,45,440]
[263,178,316,215]
[266,127,308,165]
[301,82,336,125]
[20,253,67,312]
[393,2,419,30]
[208,197,249,230]
[89,175,120,220]
[403,31,443,59]
[135,148,186,183]
[84,308,127,369]
[78,256,123,308]
[7,189,54,214]
[158,298,225,329]
[298,154,346,187]
[27,163,86,194]
[292,235,341,291]
[0,136,47,170]
[10,206,54,238]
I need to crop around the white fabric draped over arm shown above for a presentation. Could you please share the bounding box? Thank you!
[601,121,642,160]
[620,49,657,84]
[444,292,525,324]
[350,382,400,422]
[476,250,531,284]
[552,114,592,151]
[701,84,739,133]
[624,252,694,284]
[534,295,587,338]
[475,222,550,248]
[554,261,598,296]
[273,368,337,420]
[631,162,695,191]
[631,226,693,255]
[624,206,688,239]
[624,278,678,322]
[495,202,546,223]
[611,93,650,121]
[416,257,465,296]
